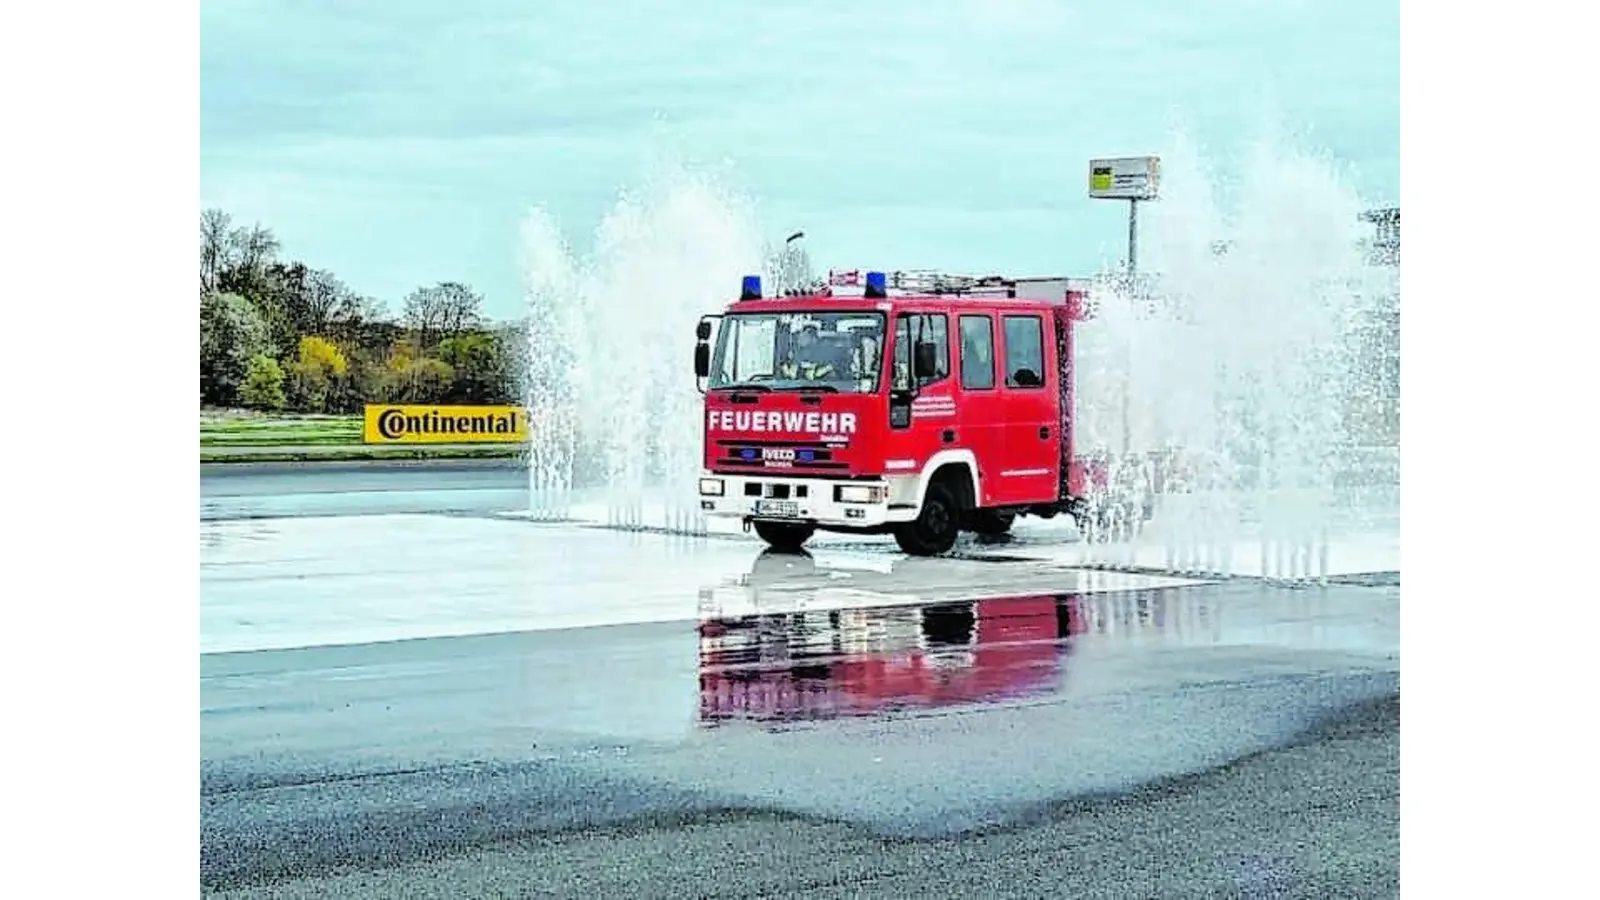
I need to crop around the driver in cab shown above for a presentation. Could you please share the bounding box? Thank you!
[778,325,834,380]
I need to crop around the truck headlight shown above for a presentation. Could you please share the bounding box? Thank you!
[835,484,885,504]
[699,478,725,497]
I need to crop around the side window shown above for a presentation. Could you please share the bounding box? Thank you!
[1002,315,1046,388]
[921,314,949,386]
[891,316,912,391]
[959,315,995,390]
[891,313,950,389]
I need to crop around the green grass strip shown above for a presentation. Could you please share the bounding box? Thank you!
[200,446,522,464]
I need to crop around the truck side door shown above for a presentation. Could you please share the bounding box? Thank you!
[956,312,1006,506]
[997,312,1061,504]
[885,310,955,477]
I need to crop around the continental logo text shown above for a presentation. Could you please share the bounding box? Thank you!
[362,405,529,444]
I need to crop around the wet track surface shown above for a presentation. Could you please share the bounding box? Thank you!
[199,465,1400,897]
[200,460,530,520]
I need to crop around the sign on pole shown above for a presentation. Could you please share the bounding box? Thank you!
[1088,156,1161,201]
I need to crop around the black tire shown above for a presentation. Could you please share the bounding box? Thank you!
[752,520,815,552]
[968,510,1015,536]
[893,480,962,556]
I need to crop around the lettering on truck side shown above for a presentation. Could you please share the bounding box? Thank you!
[707,410,858,436]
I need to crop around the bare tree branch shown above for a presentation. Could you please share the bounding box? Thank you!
[401,281,484,348]
[200,208,233,294]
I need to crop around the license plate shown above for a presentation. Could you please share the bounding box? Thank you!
[754,499,800,518]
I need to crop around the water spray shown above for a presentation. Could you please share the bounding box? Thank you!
[517,139,1397,579]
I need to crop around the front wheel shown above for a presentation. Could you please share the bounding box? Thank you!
[752,520,815,552]
[894,481,962,556]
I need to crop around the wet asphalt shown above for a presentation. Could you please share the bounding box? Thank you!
[200,459,529,520]
[204,695,1397,898]
[199,465,1399,898]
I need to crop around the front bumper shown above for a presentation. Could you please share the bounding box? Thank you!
[697,472,895,528]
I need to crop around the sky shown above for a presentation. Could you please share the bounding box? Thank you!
[200,0,1399,321]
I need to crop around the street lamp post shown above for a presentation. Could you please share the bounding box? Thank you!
[771,230,812,295]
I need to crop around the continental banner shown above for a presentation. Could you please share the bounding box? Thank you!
[362,404,529,444]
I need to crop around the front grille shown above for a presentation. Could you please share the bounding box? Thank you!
[716,458,850,471]
[716,443,844,471]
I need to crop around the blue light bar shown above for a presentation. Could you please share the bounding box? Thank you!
[864,270,887,299]
[740,275,762,300]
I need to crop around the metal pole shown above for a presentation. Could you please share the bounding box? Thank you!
[1127,199,1139,277]
[1121,198,1137,457]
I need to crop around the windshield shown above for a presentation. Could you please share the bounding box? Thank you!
[708,312,886,393]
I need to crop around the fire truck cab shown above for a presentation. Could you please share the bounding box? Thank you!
[693,268,1093,556]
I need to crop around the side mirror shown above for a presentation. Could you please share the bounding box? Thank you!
[913,341,939,380]
[695,319,713,341]
[693,342,711,378]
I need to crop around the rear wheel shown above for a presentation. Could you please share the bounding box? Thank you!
[894,481,962,556]
[752,520,815,552]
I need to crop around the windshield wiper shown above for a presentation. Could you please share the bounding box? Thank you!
[710,383,772,393]
[791,384,840,393]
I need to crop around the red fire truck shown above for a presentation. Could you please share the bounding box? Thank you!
[693,268,1130,555]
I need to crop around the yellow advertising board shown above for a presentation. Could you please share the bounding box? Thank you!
[362,405,529,444]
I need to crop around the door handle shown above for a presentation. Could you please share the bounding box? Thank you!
[1039,426,1050,439]
[942,429,956,444]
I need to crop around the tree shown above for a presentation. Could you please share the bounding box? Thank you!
[296,335,349,376]
[200,211,304,357]
[231,222,281,274]
[341,345,390,411]
[254,261,311,354]
[437,331,514,404]
[299,268,359,338]
[495,320,531,405]
[285,335,351,413]
[215,259,352,359]
[200,208,232,294]
[401,282,484,349]
[238,354,286,411]
[264,263,351,342]
[200,292,272,406]
[198,208,512,411]
[385,358,456,404]
[208,214,282,301]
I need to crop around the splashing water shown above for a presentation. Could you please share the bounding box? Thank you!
[518,134,1398,578]
[521,168,769,531]
[1063,131,1399,579]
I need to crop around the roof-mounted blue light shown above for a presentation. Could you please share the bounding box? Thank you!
[864,270,888,299]
[740,274,762,301]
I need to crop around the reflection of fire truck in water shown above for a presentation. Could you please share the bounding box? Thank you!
[697,551,1089,724]
[698,551,1219,724]
[699,595,1081,724]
